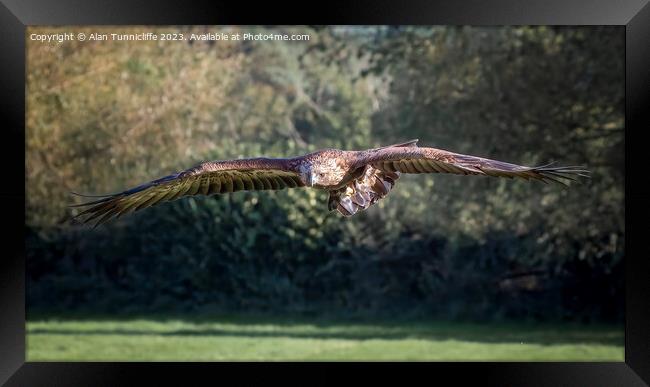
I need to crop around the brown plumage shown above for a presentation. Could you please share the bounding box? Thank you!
[70,139,589,226]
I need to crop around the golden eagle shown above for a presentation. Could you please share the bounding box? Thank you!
[71,140,589,226]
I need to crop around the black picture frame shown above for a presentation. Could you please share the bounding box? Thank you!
[2,0,648,385]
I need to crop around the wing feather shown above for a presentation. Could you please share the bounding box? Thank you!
[221,175,234,193]
[207,177,221,194]
[199,175,211,196]
[167,180,193,201]
[241,175,255,190]
[416,159,435,173]
[71,157,304,226]
[358,146,589,185]
[186,178,202,196]
[384,161,397,173]
[232,176,245,192]
[259,176,273,190]
[280,175,298,188]
[251,176,265,190]
[270,176,283,190]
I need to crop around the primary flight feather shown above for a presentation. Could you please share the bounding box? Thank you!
[70,139,589,226]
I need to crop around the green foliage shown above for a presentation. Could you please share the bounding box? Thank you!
[26,26,624,322]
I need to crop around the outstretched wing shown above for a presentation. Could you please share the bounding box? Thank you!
[70,157,305,227]
[354,146,590,185]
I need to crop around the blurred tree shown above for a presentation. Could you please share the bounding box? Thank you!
[26,26,624,322]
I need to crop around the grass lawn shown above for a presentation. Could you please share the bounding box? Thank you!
[27,314,624,361]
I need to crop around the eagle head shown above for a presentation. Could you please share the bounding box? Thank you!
[299,150,347,188]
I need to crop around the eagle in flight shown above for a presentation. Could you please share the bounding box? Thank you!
[71,140,589,226]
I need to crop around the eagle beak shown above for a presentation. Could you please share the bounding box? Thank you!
[302,171,314,187]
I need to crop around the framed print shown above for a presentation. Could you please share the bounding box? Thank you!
[2,0,648,385]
